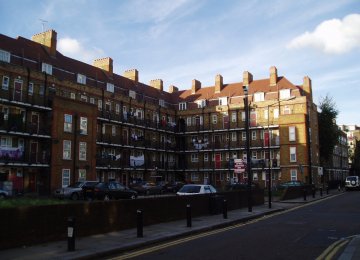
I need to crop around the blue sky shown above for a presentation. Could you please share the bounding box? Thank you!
[1,0,359,125]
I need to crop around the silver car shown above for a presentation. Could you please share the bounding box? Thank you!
[54,181,98,200]
[176,184,217,196]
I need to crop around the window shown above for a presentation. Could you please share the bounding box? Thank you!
[204,153,209,162]
[80,117,87,135]
[64,114,72,132]
[252,131,257,140]
[187,117,191,126]
[197,99,206,108]
[242,132,246,141]
[77,74,86,85]
[70,92,76,99]
[219,97,227,106]
[28,83,34,95]
[226,152,230,161]
[98,100,102,111]
[289,126,296,141]
[129,90,136,99]
[39,85,45,96]
[41,63,52,75]
[78,169,86,181]
[212,115,217,124]
[191,172,199,181]
[252,151,257,159]
[1,137,11,147]
[62,169,70,187]
[106,83,114,93]
[273,108,279,118]
[243,151,247,160]
[284,106,291,115]
[159,99,165,107]
[290,147,297,162]
[279,89,291,99]
[63,140,71,160]
[231,112,237,122]
[231,132,237,141]
[79,142,87,161]
[254,92,264,102]
[90,97,95,104]
[0,49,11,63]
[290,169,297,181]
[264,109,268,120]
[115,104,120,114]
[80,95,87,102]
[242,112,246,121]
[2,76,9,90]
[179,102,187,111]
[112,125,116,136]
[191,153,198,162]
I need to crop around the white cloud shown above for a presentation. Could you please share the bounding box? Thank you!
[58,37,105,64]
[287,13,360,54]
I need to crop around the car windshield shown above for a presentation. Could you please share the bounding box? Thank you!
[346,177,357,181]
[67,182,83,188]
[179,185,201,193]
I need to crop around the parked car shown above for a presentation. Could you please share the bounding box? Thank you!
[130,182,163,195]
[176,184,217,196]
[277,181,304,190]
[225,183,249,191]
[53,181,99,200]
[345,176,360,190]
[164,181,185,193]
[83,182,138,200]
[0,189,9,199]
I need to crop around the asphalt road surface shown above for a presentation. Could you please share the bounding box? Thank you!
[110,191,360,260]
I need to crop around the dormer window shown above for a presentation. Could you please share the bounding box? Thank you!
[0,50,10,63]
[197,99,206,108]
[77,74,86,85]
[41,63,52,75]
[129,90,136,99]
[219,97,227,106]
[254,92,264,102]
[179,102,187,111]
[106,83,114,93]
[279,89,291,99]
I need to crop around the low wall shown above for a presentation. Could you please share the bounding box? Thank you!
[0,190,264,250]
[280,185,315,200]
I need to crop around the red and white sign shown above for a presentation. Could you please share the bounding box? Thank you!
[234,159,246,173]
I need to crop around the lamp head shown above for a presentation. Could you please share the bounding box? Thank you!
[242,85,248,95]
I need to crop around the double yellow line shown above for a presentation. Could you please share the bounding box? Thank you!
[316,236,354,260]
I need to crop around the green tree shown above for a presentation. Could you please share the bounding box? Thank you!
[318,95,340,164]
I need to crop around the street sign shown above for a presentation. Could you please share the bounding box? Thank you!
[234,159,246,173]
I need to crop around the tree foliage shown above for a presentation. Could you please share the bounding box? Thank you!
[318,95,340,164]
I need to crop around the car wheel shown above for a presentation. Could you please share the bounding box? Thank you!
[104,194,110,201]
[71,193,79,201]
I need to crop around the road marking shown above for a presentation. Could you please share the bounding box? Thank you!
[316,238,351,260]
[109,193,345,259]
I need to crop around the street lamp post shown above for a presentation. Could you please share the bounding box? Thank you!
[243,85,252,212]
[267,106,272,209]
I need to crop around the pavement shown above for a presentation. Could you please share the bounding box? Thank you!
[0,190,357,260]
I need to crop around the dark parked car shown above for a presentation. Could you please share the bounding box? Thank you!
[54,181,99,200]
[83,182,137,200]
[0,189,9,199]
[130,182,163,195]
[225,182,259,191]
[164,181,185,193]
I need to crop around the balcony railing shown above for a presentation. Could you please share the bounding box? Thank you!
[0,114,51,136]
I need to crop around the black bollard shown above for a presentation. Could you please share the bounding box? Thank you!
[303,188,307,201]
[312,187,315,198]
[320,187,323,197]
[223,199,228,219]
[67,217,75,252]
[186,204,192,227]
[137,210,143,238]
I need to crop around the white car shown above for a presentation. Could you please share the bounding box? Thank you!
[0,189,9,199]
[176,184,217,196]
[345,176,360,190]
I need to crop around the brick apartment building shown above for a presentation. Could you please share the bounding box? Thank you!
[0,29,321,195]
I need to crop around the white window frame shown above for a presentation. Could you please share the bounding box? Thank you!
[77,74,86,85]
[242,132,246,141]
[212,114,218,124]
[0,49,11,63]
[241,111,246,121]
[290,169,297,181]
[231,132,237,141]
[290,147,297,162]
[187,117,191,126]
[289,126,296,141]
[27,82,34,95]
[64,114,72,132]
[79,142,87,161]
[191,153,199,162]
[2,76,9,90]
[70,92,76,99]
[112,125,116,136]
[63,140,71,160]
[279,89,291,99]
[90,97,95,104]
[129,90,136,99]
[252,131,256,140]
[254,92,264,102]
[231,112,237,122]
[115,103,120,114]
[98,100,103,111]
[197,99,206,108]
[219,97,228,106]
[78,169,86,181]
[41,63,52,75]
[62,169,70,188]
[106,83,115,93]
[204,153,209,162]
[179,102,187,111]
[80,117,88,135]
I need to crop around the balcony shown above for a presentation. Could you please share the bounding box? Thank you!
[0,86,53,108]
[0,114,51,136]
[0,146,50,165]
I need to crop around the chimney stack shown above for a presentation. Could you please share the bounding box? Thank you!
[149,79,163,91]
[93,57,113,74]
[215,74,223,93]
[169,85,178,93]
[302,76,312,100]
[123,69,139,82]
[270,66,278,86]
[192,79,201,94]
[243,71,253,86]
[31,29,57,56]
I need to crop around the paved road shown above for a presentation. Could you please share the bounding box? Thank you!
[109,192,360,260]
